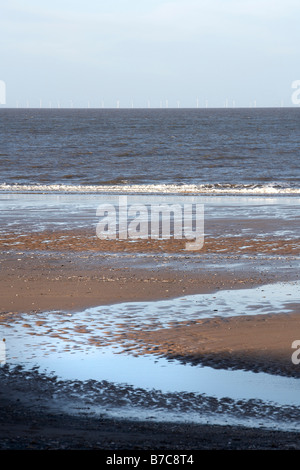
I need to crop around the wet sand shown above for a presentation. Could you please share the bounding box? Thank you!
[1,227,300,255]
[1,228,300,450]
[2,367,300,451]
[0,251,282,315]
[2,370,300,451]
[1,228,299,314]
[116,310,300,378]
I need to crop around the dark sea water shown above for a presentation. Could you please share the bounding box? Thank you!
[0,107,300,195]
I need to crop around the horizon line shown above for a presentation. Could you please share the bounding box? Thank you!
[0,105,297,110]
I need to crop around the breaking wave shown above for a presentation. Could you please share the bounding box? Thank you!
[0,182,300,195]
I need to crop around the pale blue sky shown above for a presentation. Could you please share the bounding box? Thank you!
[1,0,299,108]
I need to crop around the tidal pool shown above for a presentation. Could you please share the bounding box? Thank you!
[1,281,300,430]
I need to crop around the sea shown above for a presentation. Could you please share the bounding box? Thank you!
[0,107,300,195]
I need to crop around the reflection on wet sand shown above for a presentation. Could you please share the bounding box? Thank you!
[1,281,300,430]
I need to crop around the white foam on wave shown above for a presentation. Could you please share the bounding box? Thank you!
[1,183,300,195]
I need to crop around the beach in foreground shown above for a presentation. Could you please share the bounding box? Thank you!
[1,217,300,449]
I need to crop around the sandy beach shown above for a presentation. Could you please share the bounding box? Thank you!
[1,222,300,450]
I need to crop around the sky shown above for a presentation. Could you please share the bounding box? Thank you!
[0,0,300,108]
